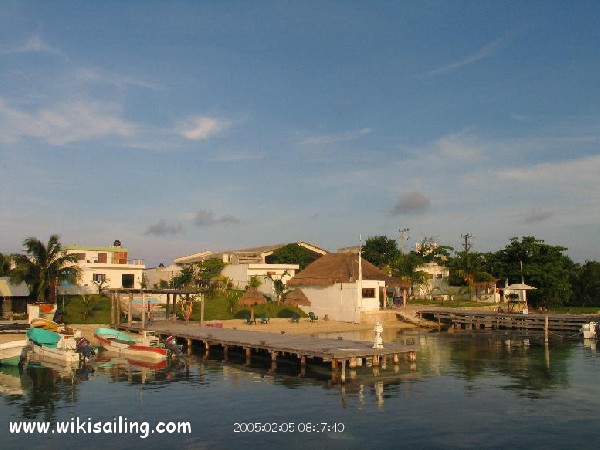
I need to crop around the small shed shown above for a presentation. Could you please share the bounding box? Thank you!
[0,277,30,319]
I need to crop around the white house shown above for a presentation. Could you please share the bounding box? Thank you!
[144,264,182,289]
[287,252,398,323]
[173,242,328,299]
[59,241,145,295]
[415,262,450,299]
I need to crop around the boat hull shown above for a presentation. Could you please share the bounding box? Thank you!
[0,341,29,366]
[29,343,81,364]
[94,329,168,361]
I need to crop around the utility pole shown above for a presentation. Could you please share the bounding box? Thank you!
[461,233,474,301]
[399,228,410,254]
[461,233,473,254]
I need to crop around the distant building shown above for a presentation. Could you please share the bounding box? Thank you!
[173,242,328,299]
[415,262,450,299]
[60,241,145,295]
[144,264,181,289]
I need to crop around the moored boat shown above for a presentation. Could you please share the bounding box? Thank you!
[0,340,29,366]
[94,328,169,361]
[30,318,59,331]
[26,328,95,364]
[581,322,599,340]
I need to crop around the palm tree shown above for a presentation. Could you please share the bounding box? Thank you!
[12,235,80,303]
[0,252,14,276]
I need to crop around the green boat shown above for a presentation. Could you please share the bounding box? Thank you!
[0,339,29,366]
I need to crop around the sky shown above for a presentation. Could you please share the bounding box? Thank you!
[1,1,599,267]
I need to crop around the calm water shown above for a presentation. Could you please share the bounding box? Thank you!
[1,329,599,450]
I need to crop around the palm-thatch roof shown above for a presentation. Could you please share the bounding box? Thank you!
[283,288,311,306]
[237,287,267,305]
[288,253,404,287]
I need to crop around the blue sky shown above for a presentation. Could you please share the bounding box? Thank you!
[1,1,599,266]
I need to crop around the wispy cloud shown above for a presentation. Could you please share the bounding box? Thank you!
[501,154,600,184]
[299,128,373,146]
[179,116,230,140]
[145,220,184,236]
[0,98,136,145]
[76,68,160,91]
[193,209,241,227]
[390,192,431,215]
[0,35,64,56]
[425,35,508,76]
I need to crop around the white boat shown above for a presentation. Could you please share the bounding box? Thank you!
[26,328,95,364]
[0,340,29,366]
[94,328,169,361]
[581,322,599,340]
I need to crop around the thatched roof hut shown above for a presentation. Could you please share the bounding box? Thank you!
[287,253,404,287]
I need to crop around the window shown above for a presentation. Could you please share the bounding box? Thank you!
[97,253,107,263]
[92,274,106,283]
[122,274,134,288]
[362,288,376,298]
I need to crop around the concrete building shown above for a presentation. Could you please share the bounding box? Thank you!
[59,241,145,295]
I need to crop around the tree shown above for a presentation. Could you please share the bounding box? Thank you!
[266,244,321,270]
[484,236,576,307]
[571,261,600,307]
[11,235,80,303]
[362,235,400,269]
[0,252,14,276]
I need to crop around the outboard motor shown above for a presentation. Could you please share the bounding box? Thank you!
[164,335,183,357]
[76,337,96,360]
[53,309,64,324]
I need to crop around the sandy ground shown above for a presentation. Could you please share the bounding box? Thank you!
[0,316,418,345]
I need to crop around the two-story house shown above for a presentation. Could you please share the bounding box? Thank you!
[59,240,145,295]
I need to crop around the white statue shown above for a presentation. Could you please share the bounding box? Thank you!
[373,321,384,349]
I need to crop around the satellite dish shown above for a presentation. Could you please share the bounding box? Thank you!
[113,240,122,247]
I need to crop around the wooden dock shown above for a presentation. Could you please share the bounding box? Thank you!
[418,308,600,335]
[116,321,417,383]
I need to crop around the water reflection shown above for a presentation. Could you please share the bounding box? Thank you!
[1,329,596,448]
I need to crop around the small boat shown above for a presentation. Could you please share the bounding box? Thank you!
[0,340,29,366]
[581,322,599,340]
[26,328,95,364]
[94,328,169,361]
[30,317,59,331]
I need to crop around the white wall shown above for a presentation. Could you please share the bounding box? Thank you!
[295,279,383,323]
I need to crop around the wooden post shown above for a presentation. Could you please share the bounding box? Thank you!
[172,294,177,321]
[544,315,549,343]
[141,290,146,329]
[128,292,133,327]
[349,357,357,368]
[271,351,278,362]
[372,354,379,366]
[393,353,399,364]
[165,293,170,320]
[340,360,346,384]
[300,355,306,366]
[200,293,205,327]
[110,292,115,325]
